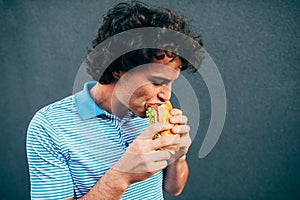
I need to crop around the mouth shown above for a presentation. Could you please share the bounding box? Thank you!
[145,102,162,109]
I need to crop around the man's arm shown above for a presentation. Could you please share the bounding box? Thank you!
[68,122,177,200]
[163,109,192,196]
[27,112,129,200]
[163,155,189,196]
[66,168,129,200]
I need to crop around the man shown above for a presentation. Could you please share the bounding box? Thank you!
[27,1,203,199]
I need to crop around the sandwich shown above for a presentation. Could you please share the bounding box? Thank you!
[146,101,180,151]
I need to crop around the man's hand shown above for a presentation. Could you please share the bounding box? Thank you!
[112,122,180,184]
[161,108,191,196]
[78,110,191,199]
[168,108,192,162]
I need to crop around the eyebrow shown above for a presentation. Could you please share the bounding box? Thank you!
[150,76,172,82]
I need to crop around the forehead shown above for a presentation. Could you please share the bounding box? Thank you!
[144,63,180,80]
[135,55,182,80]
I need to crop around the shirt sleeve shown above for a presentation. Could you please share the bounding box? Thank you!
[26,111,74,199]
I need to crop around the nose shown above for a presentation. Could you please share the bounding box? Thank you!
[158,85,172,102]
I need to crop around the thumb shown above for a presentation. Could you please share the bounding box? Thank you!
[137,122,173,140]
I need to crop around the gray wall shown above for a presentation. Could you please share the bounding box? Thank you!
[1,0,299,199]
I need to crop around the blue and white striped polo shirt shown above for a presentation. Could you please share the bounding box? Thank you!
[27,81,163,199]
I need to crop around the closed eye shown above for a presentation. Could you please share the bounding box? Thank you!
[152,79,169,86]
[152,81,164,86]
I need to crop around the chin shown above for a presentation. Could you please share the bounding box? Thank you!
[131,108,147,118]
[139,113,147,118]
[133,110,146,118]
[130,103,147,118]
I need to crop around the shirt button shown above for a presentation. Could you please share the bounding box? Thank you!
[97,114,106,119]
[124,141,129,147]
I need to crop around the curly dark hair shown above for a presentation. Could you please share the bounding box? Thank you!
[86,0,203,84]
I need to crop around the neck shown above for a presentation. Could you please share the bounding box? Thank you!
[90,82,128,118]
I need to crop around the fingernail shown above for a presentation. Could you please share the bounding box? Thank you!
[172,126,179,132]
[170,117,175,123]
[168,150,175,155]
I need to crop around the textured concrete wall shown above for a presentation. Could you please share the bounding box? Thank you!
[1,0,299,199]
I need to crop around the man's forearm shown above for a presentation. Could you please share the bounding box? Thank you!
[163,155,189,196]
[78,168,130,200]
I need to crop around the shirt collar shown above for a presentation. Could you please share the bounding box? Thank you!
[74,81,105,120]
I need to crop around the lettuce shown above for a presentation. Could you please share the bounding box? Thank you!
[146,107,155,124]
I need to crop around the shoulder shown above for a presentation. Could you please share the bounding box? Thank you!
[38,95,75,117]
[28,95,77,130]
[40,95,75,115]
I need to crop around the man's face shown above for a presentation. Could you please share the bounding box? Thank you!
[112,54,182,118]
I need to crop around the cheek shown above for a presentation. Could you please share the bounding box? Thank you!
[131,85,158,101]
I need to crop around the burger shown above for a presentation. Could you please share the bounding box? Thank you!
[146,101,180,151]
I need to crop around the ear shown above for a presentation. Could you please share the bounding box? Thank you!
[112,71,125,80]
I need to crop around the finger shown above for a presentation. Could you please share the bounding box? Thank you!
[171,125,190,134]
[143,150,171,162]
[137,122,173,139]
[151,160,168,171]
[170,108,182,116]
[169,115,188,125]
[138,151,171,172]
[179,135,192,148]
[152,135,180,150]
